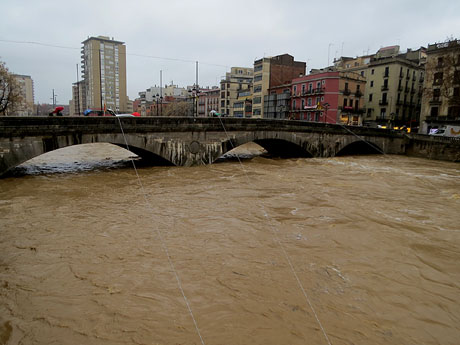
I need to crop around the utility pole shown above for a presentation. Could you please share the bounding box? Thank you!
[328,43,333,66]
[76,64,80,116]
[51,89,57,107]
[195,61,199,117]
[160,70,163,116]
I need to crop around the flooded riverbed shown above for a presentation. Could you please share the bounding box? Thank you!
[1,144,459,344]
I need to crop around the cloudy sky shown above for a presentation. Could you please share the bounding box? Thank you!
[1,0,459,104]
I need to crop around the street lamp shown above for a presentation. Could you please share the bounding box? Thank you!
[188,86,199,117]
[323,102,330,123]
[156,93,159,116]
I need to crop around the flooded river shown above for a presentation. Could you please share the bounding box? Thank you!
[1,143,459,345]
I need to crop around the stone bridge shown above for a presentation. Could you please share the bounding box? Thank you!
[0,117,458,176]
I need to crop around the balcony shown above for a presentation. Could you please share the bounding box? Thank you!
[398,85,403,91]
[342,88,351,95]
[314,87,325,94]
[405,87,410,93]
[355,90,363,97]
[381,85,389,91]
[383,72,389,78]
[379,100,389,106]
[396,100,403,106]
[410,88,415,94]
[339,106,365,114]
[429,97,441,105]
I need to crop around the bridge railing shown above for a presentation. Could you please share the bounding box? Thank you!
[0,116,406,139]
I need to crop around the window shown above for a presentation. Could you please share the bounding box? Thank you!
[307,98,312,106]
[254,85,262,93]
[448,106,460,117]
[453,87,460,97]
[384,66,389,77]
[292,100,296,109]
[369,94,373,102]
[361,71,365,76]
[322,80,326,85]
[254,74,262,82]
[345,82,349,90]
[316,81,321,89]
[380,108,386,118]
[253,97,261,104]
[437,57,444,67]
[308,83,313,92]
[254,64,262,72]
[433,72,443,85]
[371,69,375,75]
[430,107,439,117]
[293,85,297,94]
[301,99,305,109]
[349,99,353,108]
[454,71,460,84]
[370,80,374,87]
[301,84,306,94]
[343,98,348,107]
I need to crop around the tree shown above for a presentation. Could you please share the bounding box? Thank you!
[423,40,460,118]
[162,100,193,117]
[0,61,23,115]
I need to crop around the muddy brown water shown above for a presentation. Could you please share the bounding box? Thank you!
[1,143,459,345]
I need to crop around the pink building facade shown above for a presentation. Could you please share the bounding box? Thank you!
[290,71,339,123]
[290,70,366,125]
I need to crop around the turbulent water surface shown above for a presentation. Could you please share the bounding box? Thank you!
[0,143,459,345]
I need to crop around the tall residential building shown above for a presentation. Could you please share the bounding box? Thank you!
[336,46,426,128]
[12,74,34,116]
[253,54,306,118]
[69,81,84,116]
[420,40,460,134]
[220,67,253,117]
[364,46,426,128]
[81,36,127,112]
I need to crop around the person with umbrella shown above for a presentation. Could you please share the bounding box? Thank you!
[49,106,64,116]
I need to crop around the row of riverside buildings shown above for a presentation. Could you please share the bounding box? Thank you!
[60,36,457,133]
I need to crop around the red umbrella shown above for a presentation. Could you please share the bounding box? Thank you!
[132,112,140,117]
[53,106,64,113]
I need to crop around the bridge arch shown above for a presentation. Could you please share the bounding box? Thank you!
[218,132,314,162]
[335,139,384,156]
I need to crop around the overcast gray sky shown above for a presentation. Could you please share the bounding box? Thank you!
[1,0,459,104]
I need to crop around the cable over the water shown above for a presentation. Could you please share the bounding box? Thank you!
[116,117,206,345]
[217,116,333,345]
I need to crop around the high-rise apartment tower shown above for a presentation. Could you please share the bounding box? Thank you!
[81,36,127,113]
